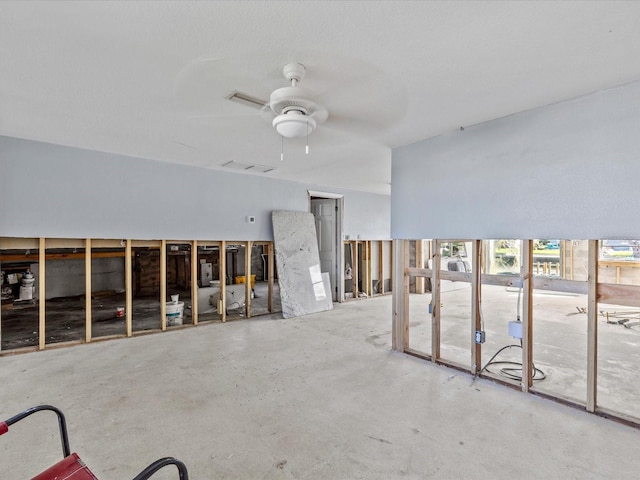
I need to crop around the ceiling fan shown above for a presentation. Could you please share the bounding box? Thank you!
[175,55,408,161]
[266,62,328,140]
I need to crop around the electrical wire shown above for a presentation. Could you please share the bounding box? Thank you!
[478,340,546,382]
[474,280,546,383]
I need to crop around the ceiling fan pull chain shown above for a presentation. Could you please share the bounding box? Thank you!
[281,135,284,162]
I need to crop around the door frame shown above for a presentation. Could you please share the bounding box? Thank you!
[308,190,344,303]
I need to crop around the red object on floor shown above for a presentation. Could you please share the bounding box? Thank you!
[32,453,98,480]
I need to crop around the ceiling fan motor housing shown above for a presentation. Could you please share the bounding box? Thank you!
[269,62,328,138]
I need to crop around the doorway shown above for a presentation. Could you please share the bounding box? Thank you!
[309,192,343,302]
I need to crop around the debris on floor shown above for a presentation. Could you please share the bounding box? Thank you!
[602,309,640,329]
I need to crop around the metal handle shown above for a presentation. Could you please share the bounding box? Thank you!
[132,457,189,480]
[2,405,71,458]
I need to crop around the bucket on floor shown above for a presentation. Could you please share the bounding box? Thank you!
[166,301,184,326]
[19,285,34,300]
[234,275,256,289]
[116,307,125,318]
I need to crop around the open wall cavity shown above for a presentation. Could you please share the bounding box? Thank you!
[394,238,640,426]
[0,237,279,354]
[343,240,393,301]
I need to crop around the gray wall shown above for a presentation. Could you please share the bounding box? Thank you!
[391,80,640,240]
[0,136,390,240]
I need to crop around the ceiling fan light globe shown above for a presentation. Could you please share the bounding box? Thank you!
[273,112,316,138]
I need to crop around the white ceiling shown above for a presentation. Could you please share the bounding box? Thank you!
[2,1,640,195]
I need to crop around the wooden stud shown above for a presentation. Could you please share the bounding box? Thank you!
[587,239,598,412]
[378,241,384,295]
[267,242,274,313]
[220,240,226,322]
[415,240,425,294]
[39,238,46,350]
[391,239,407,352]
[389,240,394,294]
[352,241,359,299]
[245,241,252,318]
[570,241,575,280]
[432,240,441,361]
[521,239,534,392]
[471,240,482,374]
[192,240,198,325]
[367,241,373,296]
[402,240,410,349]
[125,239,132,337]
[85,238,92,343]
[160,240,167,331]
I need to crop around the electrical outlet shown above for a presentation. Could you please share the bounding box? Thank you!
[508,321,523,339]
[475,330,485,344]
[510,276,523,288]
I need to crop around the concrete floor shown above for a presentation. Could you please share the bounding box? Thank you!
[1,295,639,479]
[0,281,281,350]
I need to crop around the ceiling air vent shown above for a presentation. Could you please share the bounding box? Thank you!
[222,160,274,173]
[226,91,268,110]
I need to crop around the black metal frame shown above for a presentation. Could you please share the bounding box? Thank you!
[1,405,189,480]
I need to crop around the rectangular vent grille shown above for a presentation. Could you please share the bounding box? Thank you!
[222,160,274,173]
[226,91,268,110]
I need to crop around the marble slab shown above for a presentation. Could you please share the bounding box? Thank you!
[272,210,334,319]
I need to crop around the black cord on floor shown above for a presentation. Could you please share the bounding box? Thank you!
[477,342,546,382]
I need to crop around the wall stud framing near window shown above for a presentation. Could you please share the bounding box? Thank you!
[587,239,598,412]
[378,241,384,295]
[471,240,482,374]
[431,240,442,361]
[521,239,533,392]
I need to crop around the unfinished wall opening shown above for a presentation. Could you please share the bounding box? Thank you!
[438,240,473,369]
[0,239,40,351]
[197,242,223,323]
[530,239,588,404]
[250,242,280,317]
[394,237,640,426]
[344,240,392,301]
[166,242,192,327]
[90,241,126,340]
[43,240,86,346]
[131,242,162,333]
[597,238,640,420]
[407,239,432,357]
[479,239,524,387]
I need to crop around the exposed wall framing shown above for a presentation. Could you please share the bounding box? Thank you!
[395,238,640,427]
[0,237,277,354]
[344,240,393,301]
